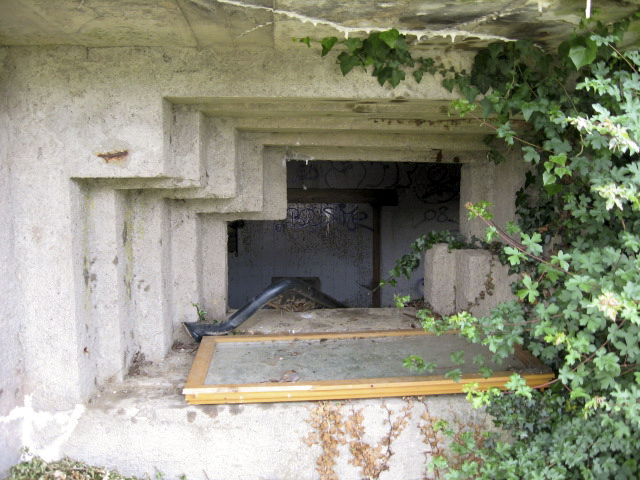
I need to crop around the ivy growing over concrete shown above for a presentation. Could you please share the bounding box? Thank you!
[300,16,640,478]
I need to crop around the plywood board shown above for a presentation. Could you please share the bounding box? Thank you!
[183,330,554,404]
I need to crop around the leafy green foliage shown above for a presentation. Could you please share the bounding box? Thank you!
[380,230,479,287]
[303,16,640,478]
[403,354,436,373]
[192,302,208,323]
[295,29,447,88]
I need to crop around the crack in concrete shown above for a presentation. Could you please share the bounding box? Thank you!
[213,0,517,43]
[452,0,528,30]
[238,21,273,38]
[175,0,202,48]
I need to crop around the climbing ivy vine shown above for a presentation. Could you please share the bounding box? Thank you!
[300,16,640,478]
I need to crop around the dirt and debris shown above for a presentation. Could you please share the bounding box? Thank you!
[6,454,149,480]
[265,293,324,312]
[404,297,429,310]
[127,352,152,377]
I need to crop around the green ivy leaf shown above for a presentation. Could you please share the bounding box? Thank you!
[522,146,541,163]
[569,37,598,69]
[337,52,362,75]
[295,36,311,47]
[445,368,463,383]
[320,37,338,57]
[450,350,465,365]
[343,37,362,52]
[394,294,410,308]
[379,28,400,48]
[479,366,493,378]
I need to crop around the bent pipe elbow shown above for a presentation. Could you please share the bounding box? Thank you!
[183,278,346,342]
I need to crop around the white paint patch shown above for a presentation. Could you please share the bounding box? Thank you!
[536,0,552,13]
[214,0,515,43]
[0,395,85,462]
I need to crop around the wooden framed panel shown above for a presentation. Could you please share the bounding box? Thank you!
[183,330,554,404]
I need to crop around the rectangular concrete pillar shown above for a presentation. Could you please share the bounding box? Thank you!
[459,161,495,241]
[460,156,529,241]
[129,191,173,361]
[0,78,24,475]
[170,206,200,329]
[455,249,513,317]
[455,249,492,315]
[424,243,456,316]
[425,246,515,318]
[79,185,128,386]
[199,215,228,321]
[17,179,85,410]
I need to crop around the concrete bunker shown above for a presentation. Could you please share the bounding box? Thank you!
[1,82,532,477]
[2,0,634,474]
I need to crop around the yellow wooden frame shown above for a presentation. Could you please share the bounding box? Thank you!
[183,330,554,405]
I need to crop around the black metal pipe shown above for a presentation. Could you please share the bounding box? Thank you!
[183,277,346,342]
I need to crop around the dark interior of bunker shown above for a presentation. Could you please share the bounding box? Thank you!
[228,160,461,309]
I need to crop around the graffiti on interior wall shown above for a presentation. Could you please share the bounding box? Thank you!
[287,161,461,204]
[413,206,458,227]
[275,203,370,232]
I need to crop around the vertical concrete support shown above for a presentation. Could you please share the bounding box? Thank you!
[199,215,228,321]
[169,206,200,329]
[455,250,513,317]
[129,192,173,361]
[15,178,83,410]
[78,185,128,387]
[0,50,24,472]
[493,155,531,229]
[424,244,456,316]
[424,246,515,318]
[116,192,136,376]
[459,161,495,241]
[460,156,529,240]
[455,250,493,315]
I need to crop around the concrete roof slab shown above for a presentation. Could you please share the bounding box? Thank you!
[0,0,196,47]
[1,0,639,49]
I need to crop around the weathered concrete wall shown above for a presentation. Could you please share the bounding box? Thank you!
[0,42,526,476]
[1,44,460,408]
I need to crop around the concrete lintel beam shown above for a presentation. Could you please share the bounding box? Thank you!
[284,146,475,163]
[234,116,494,135]
[258,131,490,152]
[183,98,456,119]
